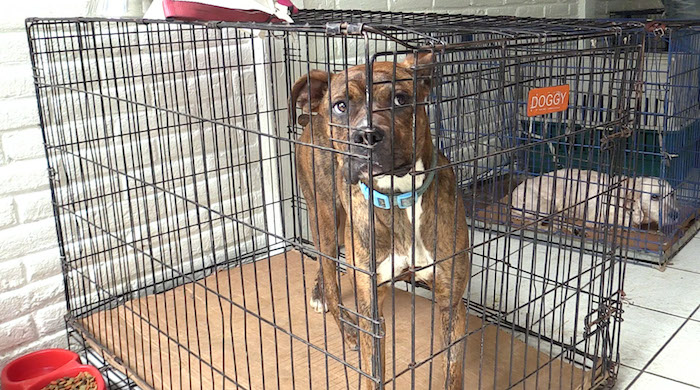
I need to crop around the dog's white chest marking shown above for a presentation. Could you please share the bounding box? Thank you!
[374,160,425,193]
[373,160,435,284]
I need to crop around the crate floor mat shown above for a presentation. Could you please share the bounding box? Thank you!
[80,251,588,390]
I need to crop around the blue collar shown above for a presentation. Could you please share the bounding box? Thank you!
[358,150,438,209]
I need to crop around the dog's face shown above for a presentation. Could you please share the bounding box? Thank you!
[632,177,679,226]
[291,53,434,184]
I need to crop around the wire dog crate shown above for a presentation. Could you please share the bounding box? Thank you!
[27,15,642,390]
[623,22,700,266]
[296,10,700,267]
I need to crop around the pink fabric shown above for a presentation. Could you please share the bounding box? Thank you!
[277,0,299,13]
[162,0,298,23]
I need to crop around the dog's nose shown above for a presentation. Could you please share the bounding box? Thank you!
[351,127,384,146]
[669,209,680,221]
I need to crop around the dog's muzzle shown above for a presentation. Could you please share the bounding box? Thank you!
[346,127,388,184]
[668,208,680,222]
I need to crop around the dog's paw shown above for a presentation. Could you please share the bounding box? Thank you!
[342,324,359,351]
[310,280,328,313]
[309,297,328,313]
[340,316,359,351]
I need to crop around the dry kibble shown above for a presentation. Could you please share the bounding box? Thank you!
[42,372,97,390]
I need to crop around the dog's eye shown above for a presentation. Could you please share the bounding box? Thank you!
[651,194,660,200]
[394,93,408,107]
[332,101,347,115]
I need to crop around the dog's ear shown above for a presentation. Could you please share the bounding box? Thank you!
[632,177,650,198]
[291,70,329,126]
[620,176,643,200]
[401,51,435,91]
[616,177,644,227]
[402,51,435,76]
[626,198,644,227]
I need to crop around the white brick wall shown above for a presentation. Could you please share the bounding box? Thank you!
[298,0,665,18]
[0,0,95,368]
[301,0,589,18]
[0,12,289,371]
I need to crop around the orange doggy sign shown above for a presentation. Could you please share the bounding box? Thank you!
[527,85,570,117]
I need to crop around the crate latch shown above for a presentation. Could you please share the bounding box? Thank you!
[584,296,622,337]
[601,121,633,150]
[325,22,365,36]
[645,21,667,37]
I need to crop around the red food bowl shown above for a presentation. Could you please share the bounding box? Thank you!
[1,349,105,390]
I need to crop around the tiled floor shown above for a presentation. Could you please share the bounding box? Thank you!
[614,232,700,390]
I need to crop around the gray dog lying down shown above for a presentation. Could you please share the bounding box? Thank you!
[509,169,680,229]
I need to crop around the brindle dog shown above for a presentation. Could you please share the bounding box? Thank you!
[292,53,470,389]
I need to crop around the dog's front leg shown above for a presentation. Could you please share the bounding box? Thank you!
[434,258,469,390]
[358,278,387,390]
[308,204,359,349]
[349,247,387,390]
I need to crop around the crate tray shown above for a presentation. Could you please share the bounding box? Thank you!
[78,251,590,390]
